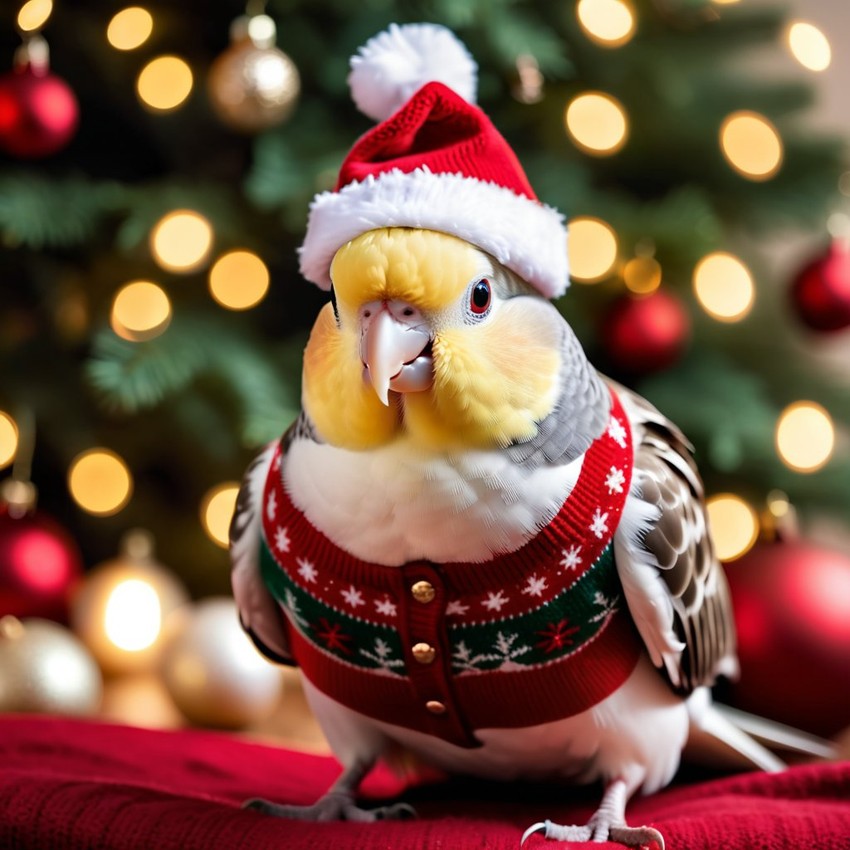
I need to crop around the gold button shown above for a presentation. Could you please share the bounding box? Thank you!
[412,642,436,664]
[411,580,435,604]
[425,700,446,715]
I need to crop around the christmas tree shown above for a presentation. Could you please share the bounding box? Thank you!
[0,0,846,608]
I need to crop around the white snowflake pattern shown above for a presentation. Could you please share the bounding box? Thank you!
[491,631,532,666]
[522,574,548,597]
[605,466,626,495]
[560,545,583,571]
[341,585,365,609]
[274,525,290,553]
[374,597,397,617]
[590,591,620,624]
[265,489,278,521]
[590,508,610,539]
[482,590,510,612]
[296,557,317,583]
[446,600,470,616]
[608,417,628,448]
[359,638,404,673]
[452,641,494,673]
[283,589,309,628]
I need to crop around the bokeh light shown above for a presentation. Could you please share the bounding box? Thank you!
[775,402,834,473]
[565,92,629,156]
[577,0,635,47]
[568,217,618,283]
[208,250,270,310]
[693,251,755,322]
[720,111,783,181]
[623,255,662,294]
[107,7,153,51]
[17,0,53,31]
[707,494,759,562]
[137,56,193,112]
[68,449,133,516]
[104,579,162,651]
[111,281,172,341]
[150,210,213,273]
[787,21,831,72]
[201,483,240,548]
[0,411,18,469]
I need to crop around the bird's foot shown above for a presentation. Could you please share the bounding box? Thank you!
[243,790,416,823]
[521,818,664,849]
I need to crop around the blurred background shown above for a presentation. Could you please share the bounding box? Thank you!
[1,0,849,753]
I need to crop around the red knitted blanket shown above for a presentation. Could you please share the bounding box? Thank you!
[2,715,849,849]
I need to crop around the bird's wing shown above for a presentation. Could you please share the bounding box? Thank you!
[612,381,738,693]
[229,413,320,665]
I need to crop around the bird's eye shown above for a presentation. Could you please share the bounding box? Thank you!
[469,279,492,315]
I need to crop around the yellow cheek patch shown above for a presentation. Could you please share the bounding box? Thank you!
[330,228,482,314]
[402,305,562,450]
[302,304,400,449]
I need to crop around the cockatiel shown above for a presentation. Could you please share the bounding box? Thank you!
[230,23,790,848]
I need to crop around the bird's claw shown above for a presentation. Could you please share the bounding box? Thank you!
[520,818,664,848]
[242,794,416,823]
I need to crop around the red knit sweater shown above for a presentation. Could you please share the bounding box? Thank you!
[261,390,641,747]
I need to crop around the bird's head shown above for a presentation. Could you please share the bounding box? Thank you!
[302,227,564,452]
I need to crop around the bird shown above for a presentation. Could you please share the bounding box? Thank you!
[229,23,806,847]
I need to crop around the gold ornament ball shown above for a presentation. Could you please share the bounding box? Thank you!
[207,37,300,133]
[0,616,102,715]
[160,597,283,729]
[70,530,189,677]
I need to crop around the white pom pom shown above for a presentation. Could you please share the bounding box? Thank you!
[348,23,478,122]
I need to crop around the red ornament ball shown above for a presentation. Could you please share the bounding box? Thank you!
[0,65,79,158]
[0,502,83,623]
[723,537,850,738]
[790,239,850,332]
[600,290,690,374]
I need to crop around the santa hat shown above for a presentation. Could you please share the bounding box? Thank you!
[298,23,569,299]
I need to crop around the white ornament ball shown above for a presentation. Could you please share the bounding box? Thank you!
[160,597,283,728]
[0,616,102,715]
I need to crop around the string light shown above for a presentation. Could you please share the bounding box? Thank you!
[104,579,162,651]
[568,217,618,283]
[565,92,629,156]
[775,402,834,473]
[68,449,133,516]
[16,0,53,31]
[150,210,213,273]
[201,483,240,548]
[0,411,18,469]
[111,281,172,341]
[136,56,193,112]
[786,21,831,72]
[208,250,270,310]
[706,494,759,562]
[693,251,754,322]
[577,0,636,47]
[720,111,783,181]
[623,255,662,295]
[107,7,153,51]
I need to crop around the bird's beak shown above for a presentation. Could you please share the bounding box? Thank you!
[360,302,433,406]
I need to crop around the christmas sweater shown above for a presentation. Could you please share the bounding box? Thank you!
[259,390,641,748]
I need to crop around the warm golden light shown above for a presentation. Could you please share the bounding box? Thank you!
[693,251,754,322]
[720,111,783,181]
[623,256,662,294]
[775,402,834,473]
[0,411,18,469]
[107,7,153,51]
[707,494,759,562]
[111,281,172,341]
[68,449,133,516]
[137,56,193,112]
[104,579,162,651]
[208,250,270,310]
[565,92,629,155]
[787,21,831,72]
[150,210,213,273]
[577,0,635,47]
[712,0,740,5]
[568,217,618,283]
[17,0,53,31]
[201,483,240,548]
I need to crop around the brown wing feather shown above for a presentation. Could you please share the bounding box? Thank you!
[618,383,738,694]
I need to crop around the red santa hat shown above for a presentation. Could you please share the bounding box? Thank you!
[298,23,569,299]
